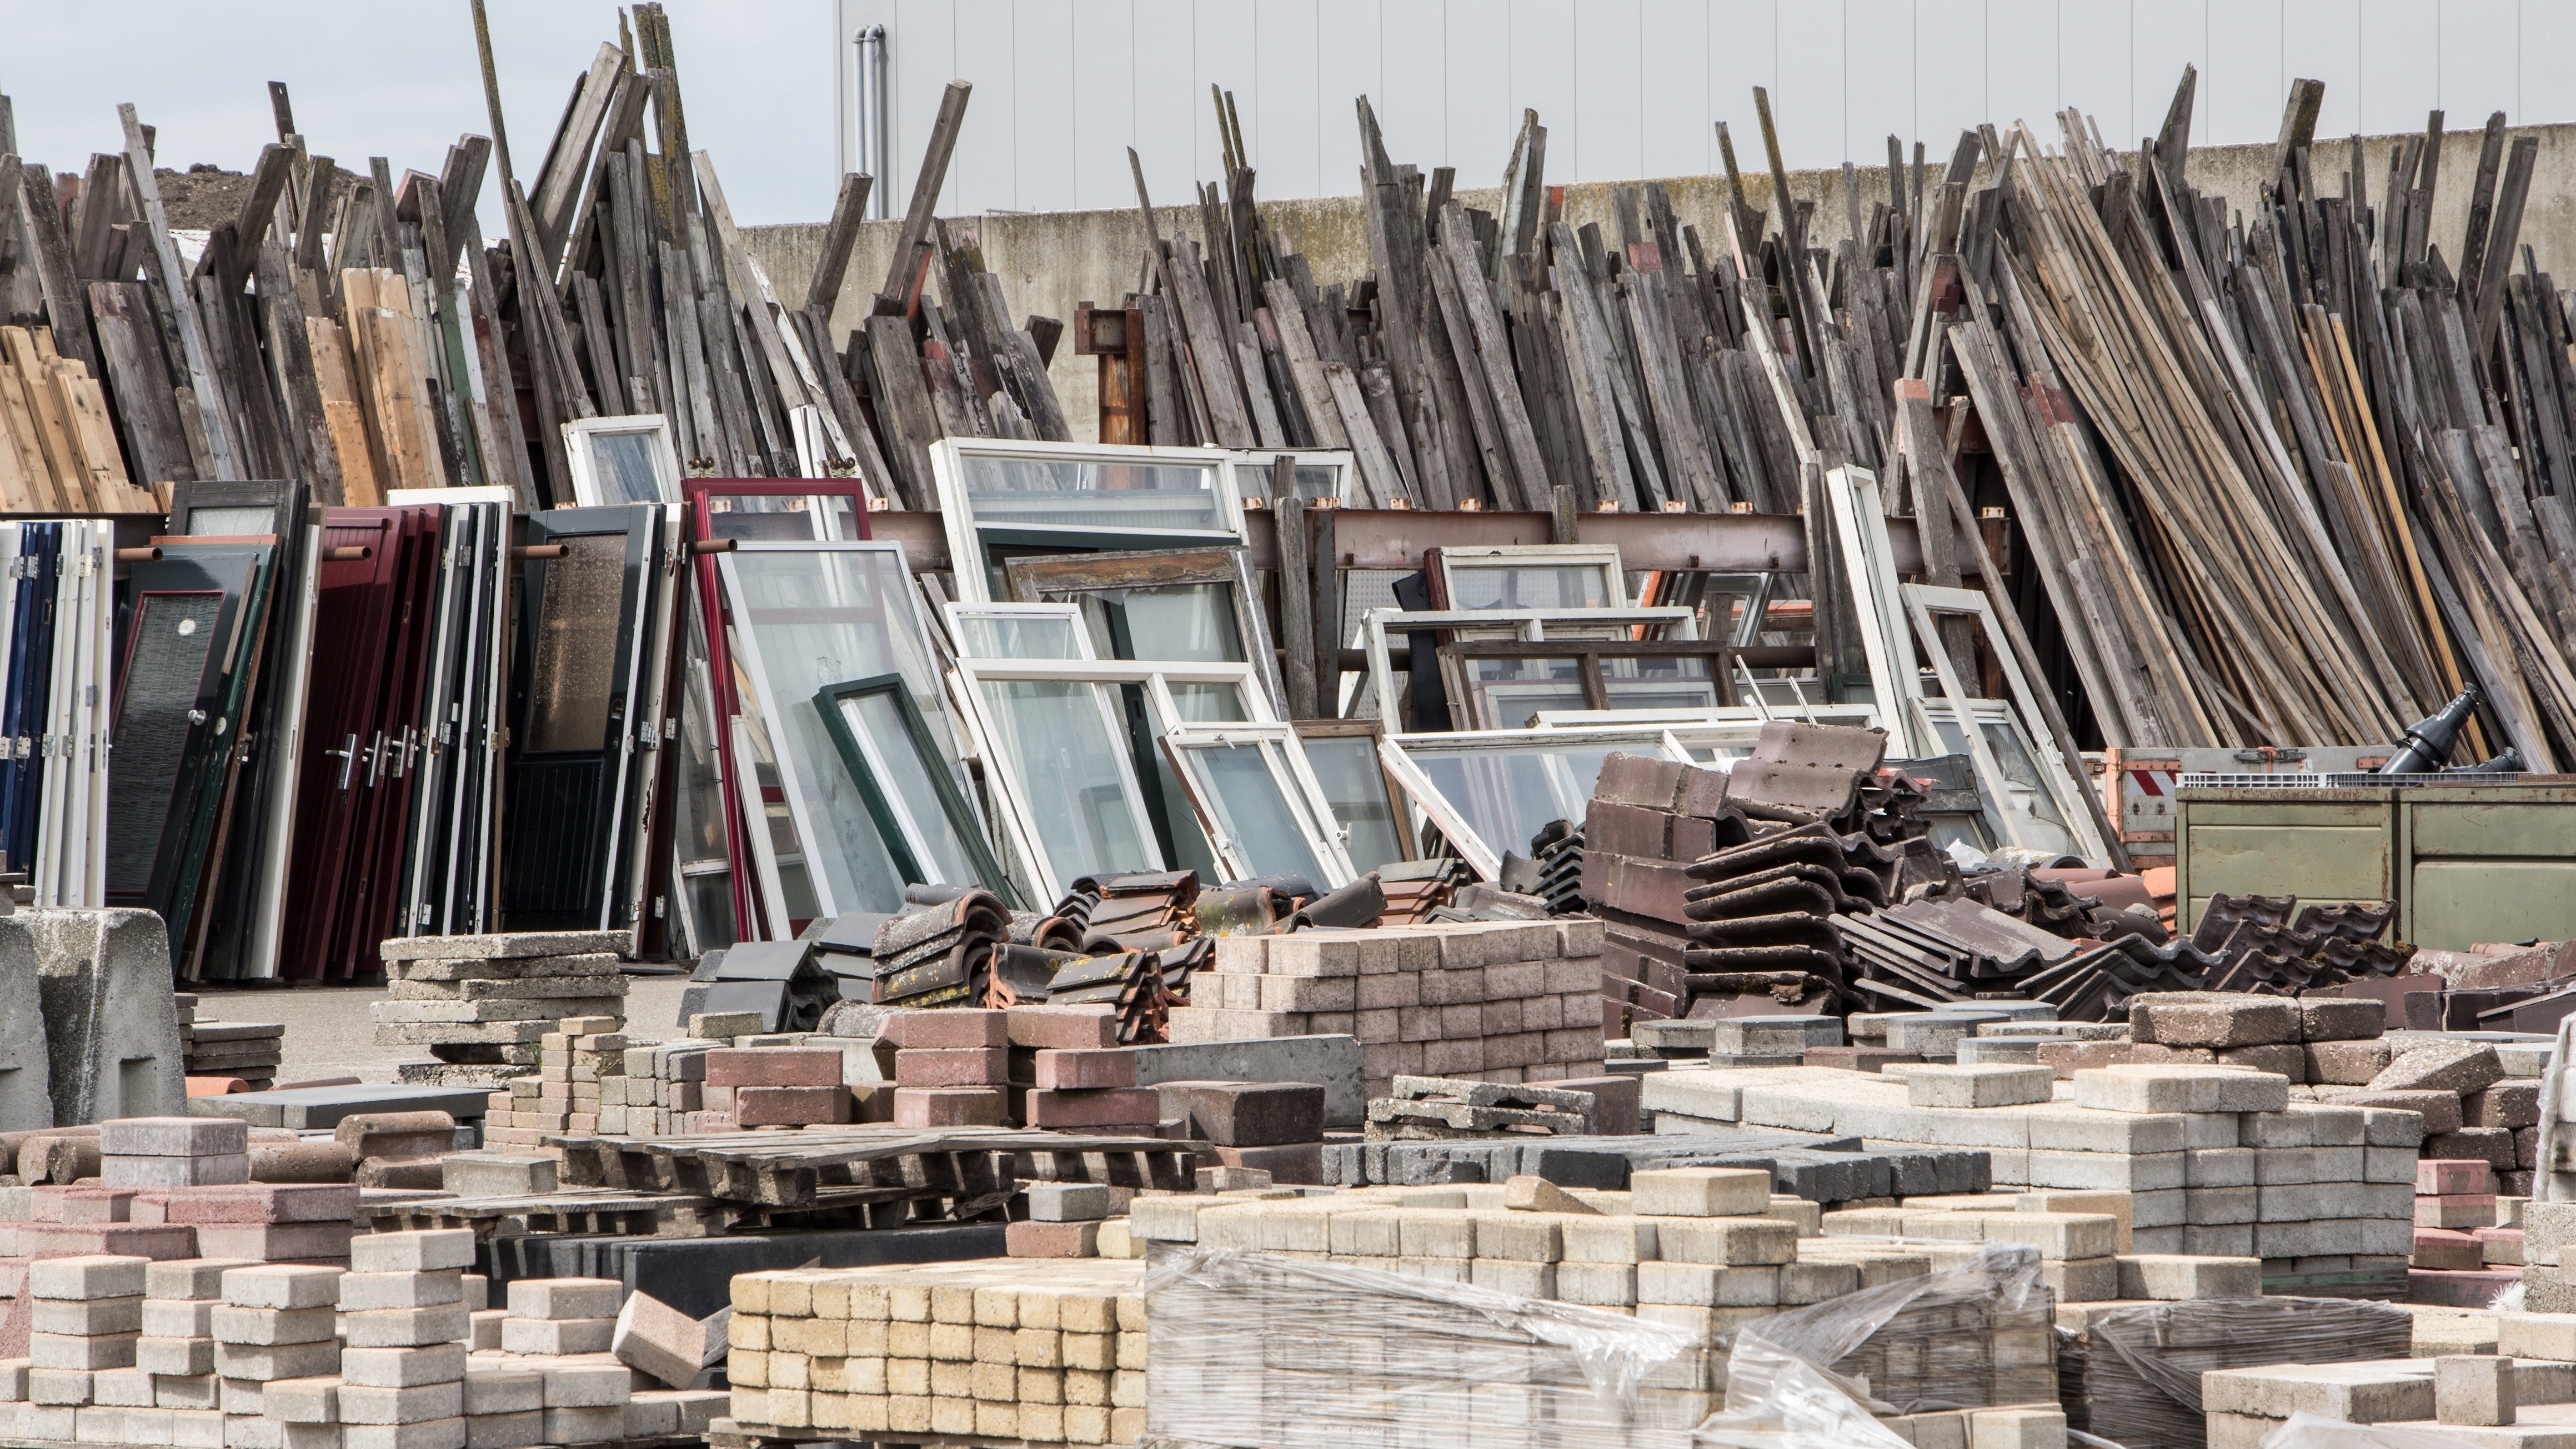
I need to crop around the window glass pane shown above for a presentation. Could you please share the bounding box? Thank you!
[979,679,1157,877]
[1409,743,1626,858]
[1167,683,1250,723]
[1444,564,1617,610]
[1184,740,1322,884]
[961,454,1224,533]
[1304,735,1406,872]
[953,613,1086,660]
[1601,654,1719,713]
[837,689,984,888]
[725,549,947,914]
[1064,582,1243,664]
[525,534,628,754]
[186,505,273,536]
[1928,711,2080,854]
[669,608,736,949]
[703,493,861,542]
[589,430,669,504]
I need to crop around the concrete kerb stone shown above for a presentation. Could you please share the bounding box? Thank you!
[29,909,182,1125]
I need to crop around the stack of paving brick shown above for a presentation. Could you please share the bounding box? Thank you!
[175,996,284,1091]
[477,1017,628,1149]
[2412,1159,2515,1304]
[101,1119,248,1190]
[700,1046,859,1130]
[1641,1059,2421,1293]
[1136,1170,1889,1339]
[372,930,629,1084]
[1169,920,1605,1104]
[2201,1315,2576,1447]
[2054,1297,2414,1447]
[718,1257,1147,1447]
[605,1038,721,1136]
[0,1181,360,1270]
[1156,1081,1325,1185]
[886,1011,1013,1129]
[2327,1036,2542,1196]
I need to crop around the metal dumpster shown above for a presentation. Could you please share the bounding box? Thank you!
[2176,781,2576,949]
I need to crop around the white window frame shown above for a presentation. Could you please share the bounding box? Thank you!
[1359,605,1701,734]
[1429,543,1631,610]
[929,438,1246,603]
[564,414,684,507]
[945,658,1275,905]
[1380,725,1695,880]
[1159,723,1357,889]
[939,601,1097,661]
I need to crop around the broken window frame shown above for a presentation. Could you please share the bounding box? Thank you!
[1294,719,1419,870]
[1000,546,1287,718]
[1900,582,2112,860]
[1360,605,1703,735]
[564,414,685,507]
[1381,726,1694,880]
[814,673,1020,907]
[1435,638,1741,730]
[929,438,1247,603]
[939,601,1096,662]
[1157,723,1357,889]
[945,658,1275,905]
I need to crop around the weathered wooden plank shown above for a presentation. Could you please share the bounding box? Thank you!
[874,82,972,317]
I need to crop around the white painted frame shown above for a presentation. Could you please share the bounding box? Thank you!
[939,601,1097,661]
[1380,725,1694,880]
[1159,722,1358,889]
[1359,605,1701,734]
[564,414,684,507]
[946,658,1274,904]
[1901,583,2113,861]
[1822,464,1934,756]
[929,437,1246,603]
[1221,449,1359,507]
[1429,543,1630,610]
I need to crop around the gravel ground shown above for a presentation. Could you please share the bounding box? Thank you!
[190,975,695,1086]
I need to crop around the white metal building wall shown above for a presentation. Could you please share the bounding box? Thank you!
[830,0,2576,217]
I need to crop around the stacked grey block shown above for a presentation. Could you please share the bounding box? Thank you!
[1170,921,1606,1102]
[371,931,630,1084]
[1638,1060,2420,1270]
[102,1118,249,1189]
[613,1039,723,1137]
[1324,1129,1990,1203]
[177,996,285,1091]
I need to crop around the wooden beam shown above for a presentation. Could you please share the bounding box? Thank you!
[805,172,874,312]
[874,82,971,317]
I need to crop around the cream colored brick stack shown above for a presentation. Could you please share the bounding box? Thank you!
[1167,919,1606,1102]
[719,1260,1147,1447]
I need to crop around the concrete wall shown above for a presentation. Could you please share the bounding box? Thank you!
[745,119,2576,446]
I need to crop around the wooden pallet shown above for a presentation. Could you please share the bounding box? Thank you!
[548,1126,1200,1214]
[358,1187,726,1240]
[708,1419,1102,1449]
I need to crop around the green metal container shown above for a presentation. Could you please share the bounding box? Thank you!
[2175,781,2576,948]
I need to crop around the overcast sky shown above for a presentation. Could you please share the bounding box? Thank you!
[0,2,839,230]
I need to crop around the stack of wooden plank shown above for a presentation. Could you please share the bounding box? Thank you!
[0,324,153,512]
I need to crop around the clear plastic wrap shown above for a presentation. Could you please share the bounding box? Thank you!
[1692,1245,2054,1449]
[1140,1243,1713,1449]
[2057,1298,2413,1449]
